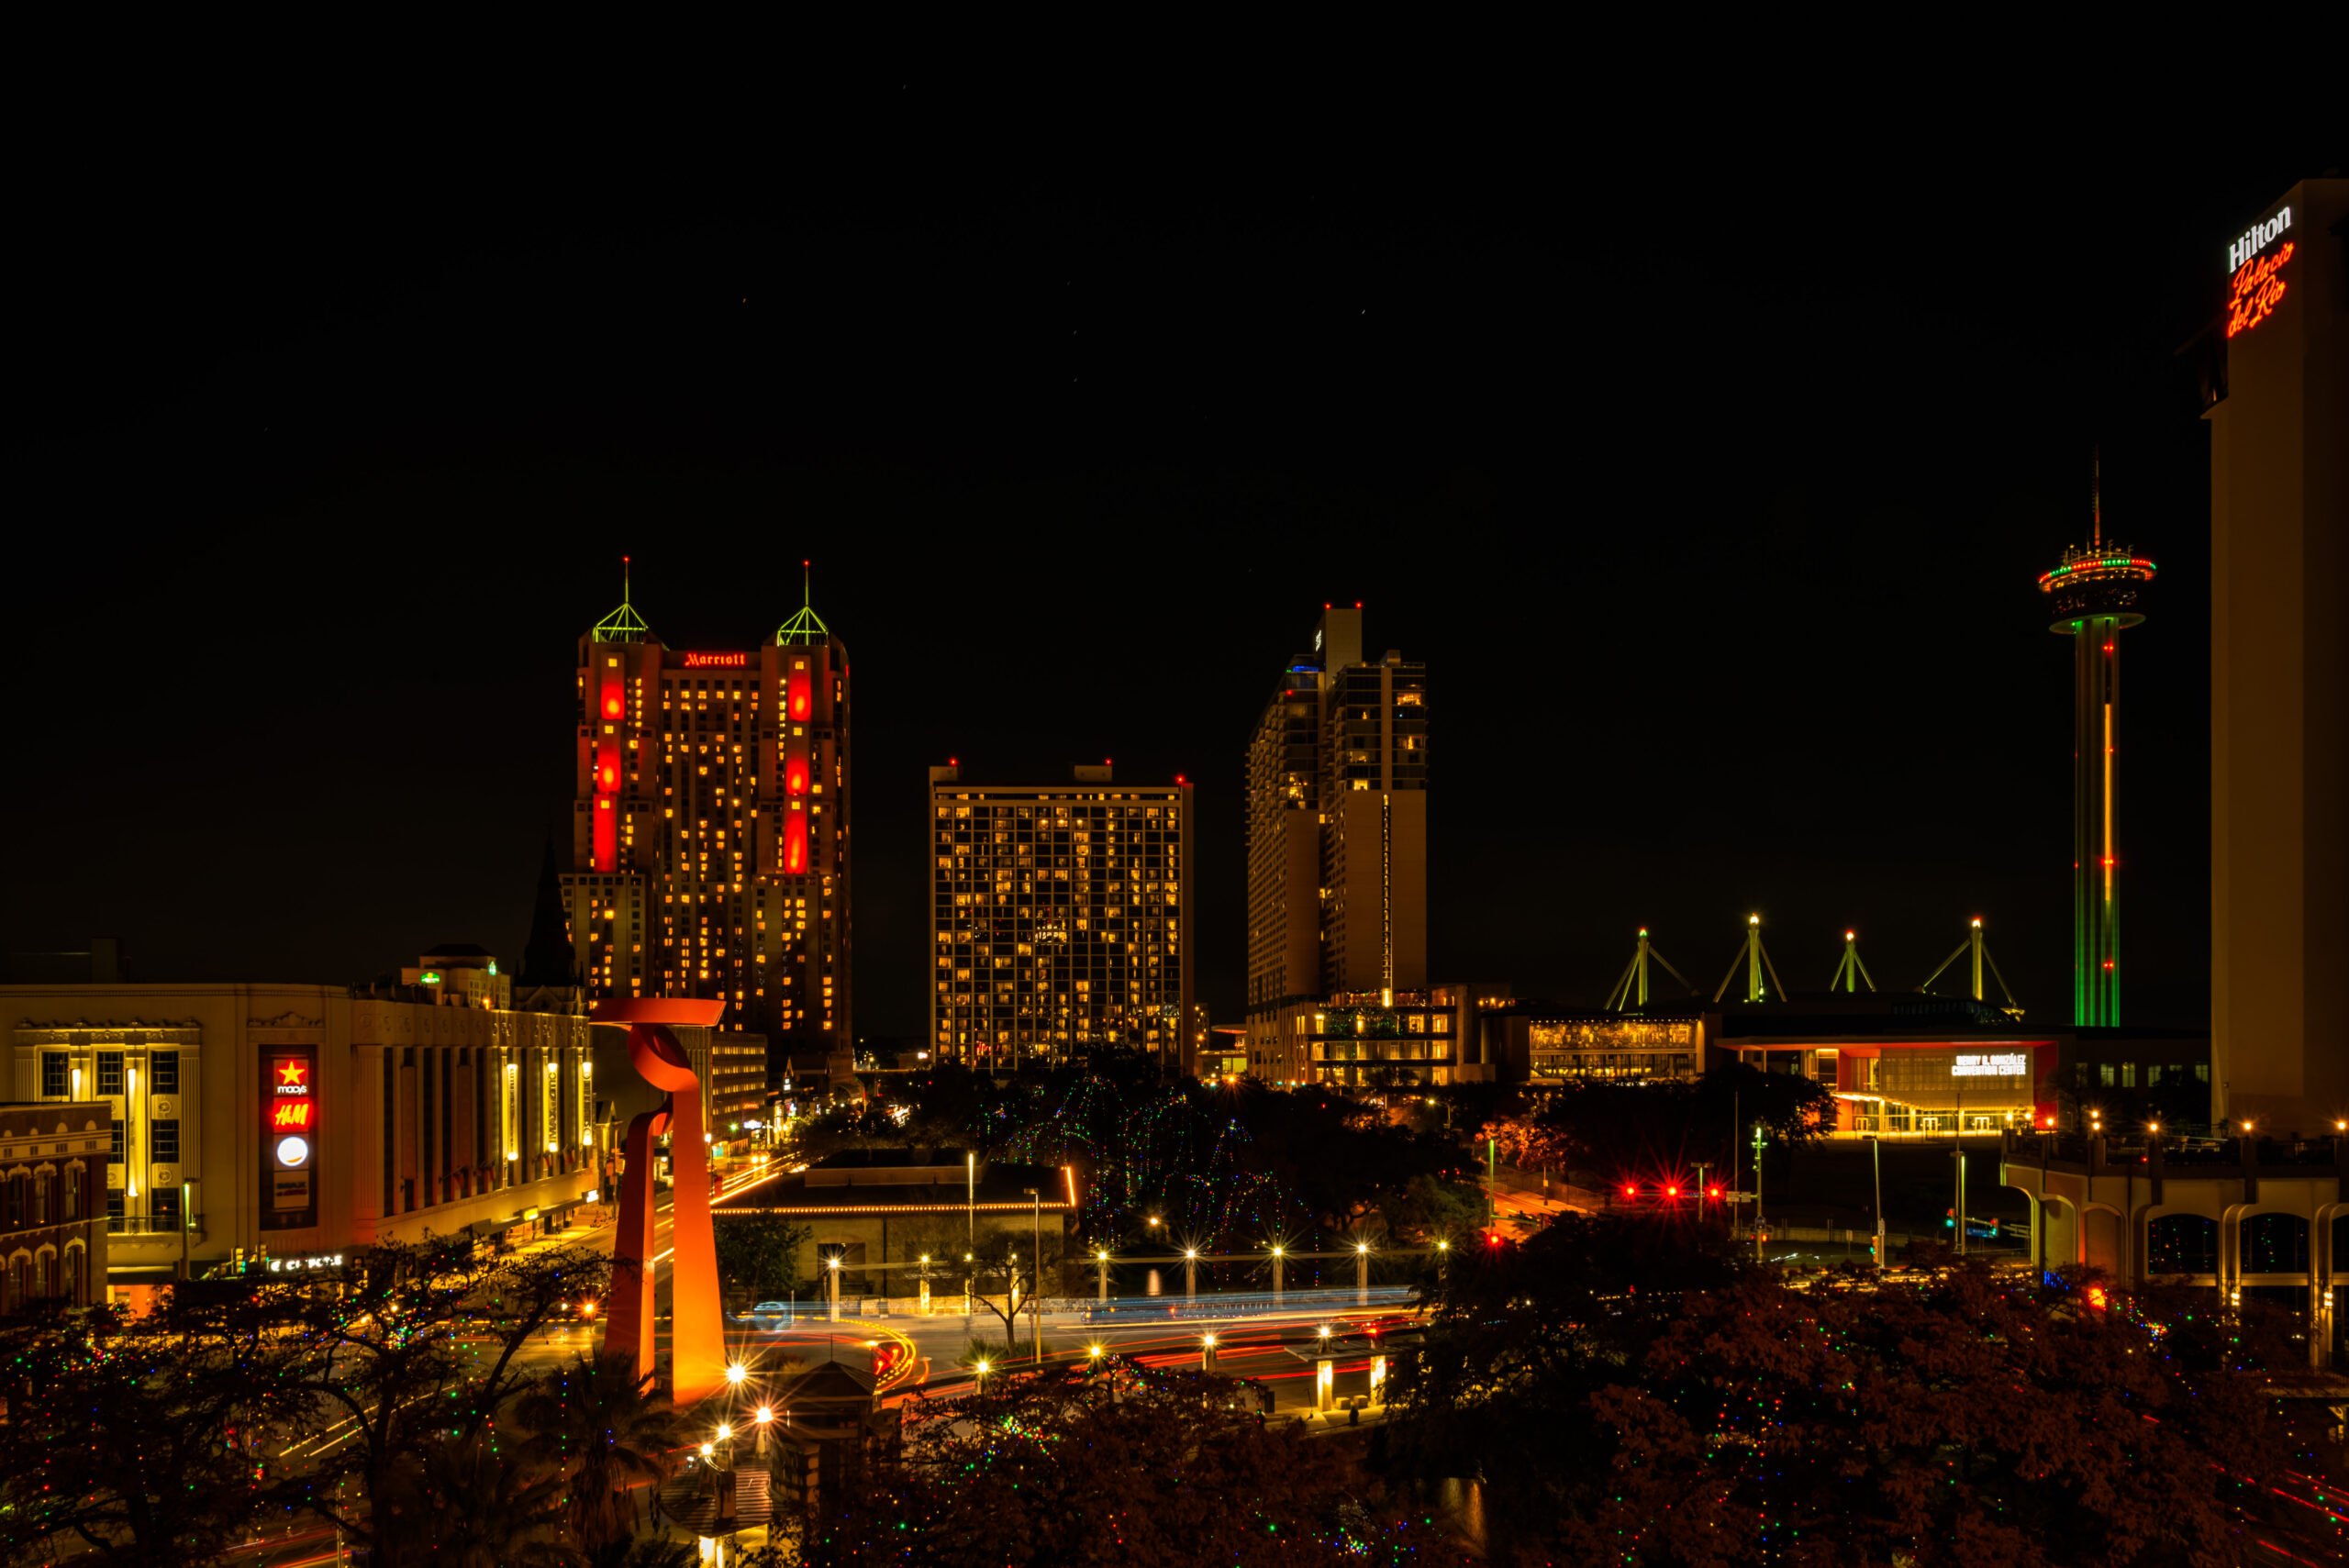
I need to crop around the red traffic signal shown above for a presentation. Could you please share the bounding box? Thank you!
[1664,1184,1679,1198]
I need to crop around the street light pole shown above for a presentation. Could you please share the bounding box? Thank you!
[1871,1134,1887,1267]
[1023,1188,1041,1363]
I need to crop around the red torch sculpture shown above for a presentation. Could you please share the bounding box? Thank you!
[593,998,728,1406]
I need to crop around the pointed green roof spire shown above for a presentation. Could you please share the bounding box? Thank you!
[776,558,831,646]
[592,555,655,644]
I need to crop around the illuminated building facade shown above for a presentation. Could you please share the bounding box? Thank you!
[2204,179,2349,1134]
[1245,606,1429,1082]
[707,1032,769,1138]
[1296,983,1508,1090]
[563,565,852,1083]
[2039,463,2156,1026]
[1486,1009,1704,1084]
[927,764,1193,1070]
[0,1100,109,1309]
[4,951,592,1305]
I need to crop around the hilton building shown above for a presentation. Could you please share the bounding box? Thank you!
[563,566,852,1086]
[927,764,1193,1070]
[1985,179,2349,1362]
[2202,179,2349,1135]
[1245,606,1431,1084]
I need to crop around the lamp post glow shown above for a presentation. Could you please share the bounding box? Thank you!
[754,1406,772,1454]
[1096,1247,1110,1305]
[725,1362,746,1386]
[827,1255,841,1322]
[1184,1248,1197,1300]
[1355,1240,1370,1305]
[1271,1243,1284,1304]
[1201,1332,1217,1373]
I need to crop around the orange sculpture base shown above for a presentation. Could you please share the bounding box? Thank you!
[592,999,728,1408]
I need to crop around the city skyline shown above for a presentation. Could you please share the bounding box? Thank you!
[11,140,2334,1041]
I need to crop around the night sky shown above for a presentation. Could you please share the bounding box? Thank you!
[8,94,2339,1039]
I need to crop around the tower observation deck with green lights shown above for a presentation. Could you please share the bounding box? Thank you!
[2038,457,2155,1027]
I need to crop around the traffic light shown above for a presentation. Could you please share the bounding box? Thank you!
[1664,1184,1680,1199]
[2085,1285,2108,1312]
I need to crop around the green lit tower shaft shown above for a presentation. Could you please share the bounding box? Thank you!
[2038,457,2155,1026]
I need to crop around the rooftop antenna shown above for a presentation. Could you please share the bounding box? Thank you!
[1829,929,1876,993]
[2091,447,2102,550]
[1605,927,1696,1010]
[776,557,833,645]
[591,553,654,644]
[1713,914,1789,1005]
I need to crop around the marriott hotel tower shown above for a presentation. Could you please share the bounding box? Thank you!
[562,566,852,1079]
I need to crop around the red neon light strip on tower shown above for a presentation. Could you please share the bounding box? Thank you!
[788,667,811,721]
[593,739,621,871]
[785,759,807,795]
[784,811,807,873]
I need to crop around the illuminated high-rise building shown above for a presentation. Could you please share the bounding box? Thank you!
[1244,606,1428,1081]
[2038,461,2155,1028]
[927,763,1193,1072]
[562,562,852,1080]
[2206,179,2349,1132]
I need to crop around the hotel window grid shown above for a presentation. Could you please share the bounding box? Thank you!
[930,789,1187,1064]
[107,1122,124,1164]
[40,1052,67,1096]
[96,1051,123,1095]
[150,1119,179,1163]
[151,1051,179,1093]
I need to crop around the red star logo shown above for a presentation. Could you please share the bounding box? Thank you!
[276,1061,309,1087]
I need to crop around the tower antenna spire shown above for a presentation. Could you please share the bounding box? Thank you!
[592,553,654,644]
[775,559,832,646]
[2092,448,2102,550]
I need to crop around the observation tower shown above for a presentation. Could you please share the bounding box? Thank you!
[2038,456,2155,1026]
